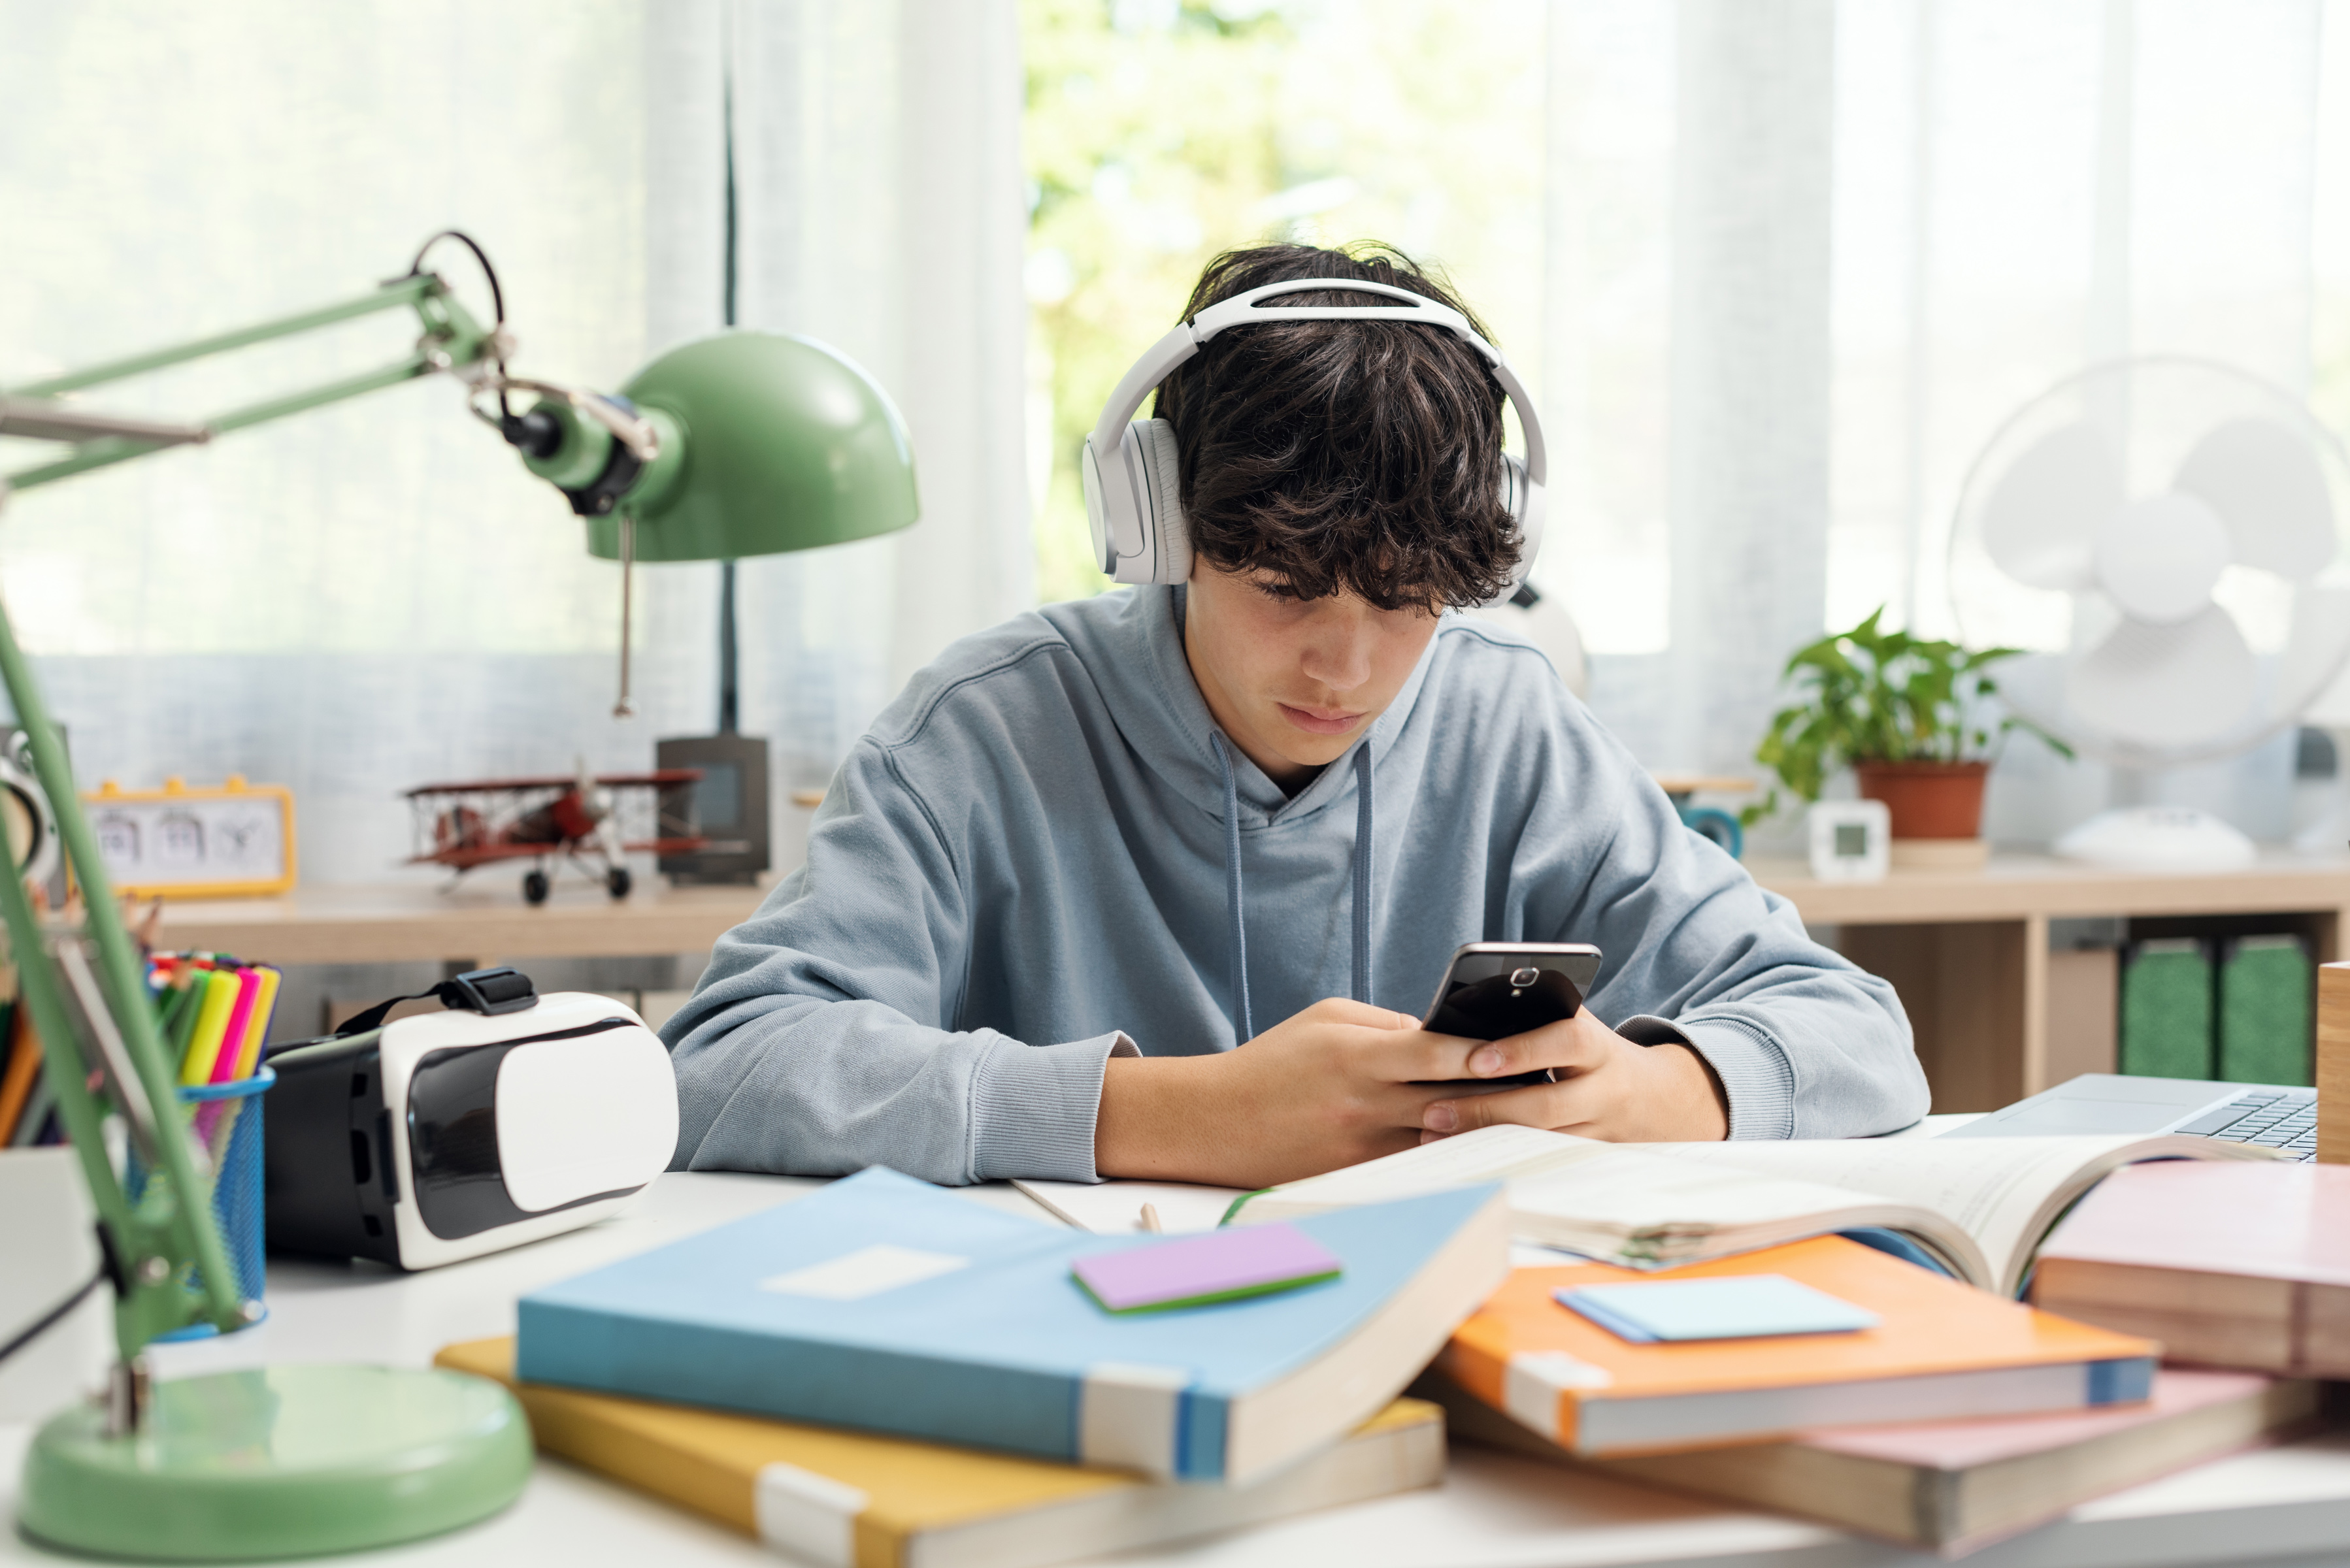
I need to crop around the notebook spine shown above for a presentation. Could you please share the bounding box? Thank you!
[515,1305,1223,1480]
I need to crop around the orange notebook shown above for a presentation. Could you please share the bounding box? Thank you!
[2033,1160,2350,1376]
[1441,1235,2157,1457]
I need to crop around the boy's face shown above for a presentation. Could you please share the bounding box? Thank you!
[1183,563,1441,788]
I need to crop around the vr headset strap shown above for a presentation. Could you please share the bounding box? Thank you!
[332,966,539,1037]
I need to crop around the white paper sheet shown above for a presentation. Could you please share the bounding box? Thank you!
[1012,1179,1246,1235]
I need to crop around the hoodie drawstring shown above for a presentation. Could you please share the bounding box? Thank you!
[1351,744,1374,1005]
[1210,733,1376,1047]
[1210,732,1255,1043]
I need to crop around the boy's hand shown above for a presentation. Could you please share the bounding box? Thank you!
[1099,998,1466,1188]
[1094,998,1729,1188]
[1417,1007,1729,1144]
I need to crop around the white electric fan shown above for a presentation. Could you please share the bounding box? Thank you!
[1948,357,2350,870]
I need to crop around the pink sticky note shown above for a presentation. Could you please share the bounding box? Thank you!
[1072,1224,1342,1313]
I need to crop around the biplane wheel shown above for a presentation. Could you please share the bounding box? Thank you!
[522,870,550,906]
[606,866,632,900]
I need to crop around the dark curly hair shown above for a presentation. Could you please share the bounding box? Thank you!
[1152,242,1519,610]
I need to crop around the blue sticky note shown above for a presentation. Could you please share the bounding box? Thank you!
[1557,1275,1880,1343]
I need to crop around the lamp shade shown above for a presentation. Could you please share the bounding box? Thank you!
[582,332,919,563]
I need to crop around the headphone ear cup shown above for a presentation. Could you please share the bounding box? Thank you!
[1134,419,1192,585]
[1082,434,1116,574]
[1498,453,1542,587]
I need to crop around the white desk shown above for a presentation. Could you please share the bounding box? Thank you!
[8,1172,2350,1568]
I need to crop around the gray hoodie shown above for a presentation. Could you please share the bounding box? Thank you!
[664,585,1928,1183]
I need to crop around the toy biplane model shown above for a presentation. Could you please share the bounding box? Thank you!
[404,761,704,904]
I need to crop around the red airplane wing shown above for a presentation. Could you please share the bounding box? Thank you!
[410,836,710,868]
[406,769,701,799]
[406,843,558,870]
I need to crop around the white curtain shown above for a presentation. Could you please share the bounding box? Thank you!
[724,0,1034,781]
[1545,0,2343,845]
[0,0,1032,883]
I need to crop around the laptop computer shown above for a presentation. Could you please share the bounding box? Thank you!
[1938,1073,2317,1161]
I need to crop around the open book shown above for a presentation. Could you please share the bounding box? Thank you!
[1227,1124,2280,1297]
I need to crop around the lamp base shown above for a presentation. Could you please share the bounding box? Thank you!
[17,1364,531,1561]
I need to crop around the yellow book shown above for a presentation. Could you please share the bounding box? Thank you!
[436,1337,1443,1568]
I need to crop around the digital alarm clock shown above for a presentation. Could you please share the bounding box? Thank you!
[1808,798,1892,883]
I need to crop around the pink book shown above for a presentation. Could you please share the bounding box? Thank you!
[1437,1365,2317,1556]
[2032,1162,2350,1375]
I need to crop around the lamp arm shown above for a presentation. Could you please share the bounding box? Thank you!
[0,257,512,1394]
[0,605,246,1373]
[1,269,500,493]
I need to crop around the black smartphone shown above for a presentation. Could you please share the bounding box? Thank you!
[1417,941,1603,1090]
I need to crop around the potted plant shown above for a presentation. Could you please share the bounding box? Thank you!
[1744,608,2071,866]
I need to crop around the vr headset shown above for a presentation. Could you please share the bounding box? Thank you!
[263,969,678,1270]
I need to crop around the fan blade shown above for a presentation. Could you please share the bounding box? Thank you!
[1980,422,2120,591]
[2172,417,2336,581]
[2064,603,2257,749]
[2093,493,2229,625]
[2278,583,2350,724]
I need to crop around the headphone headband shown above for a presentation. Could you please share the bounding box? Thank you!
[1087,278,1546,488]
[1082,272,1547,589]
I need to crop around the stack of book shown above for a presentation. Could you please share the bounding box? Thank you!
[1217,1124,2321,1555]
[444,1166,1512,1568]
[460,1125,2331,1562]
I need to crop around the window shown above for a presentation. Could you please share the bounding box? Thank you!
[1021,0,1552,606]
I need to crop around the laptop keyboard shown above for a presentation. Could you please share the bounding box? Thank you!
[2174,1088,2319,1161]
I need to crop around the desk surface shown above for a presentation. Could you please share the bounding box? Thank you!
[146,878,770,967]
[7,1171,2350,1568]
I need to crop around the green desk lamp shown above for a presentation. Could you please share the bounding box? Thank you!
[0,232,918,1560]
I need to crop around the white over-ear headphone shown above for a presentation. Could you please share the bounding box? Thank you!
[1080,276,1547,591]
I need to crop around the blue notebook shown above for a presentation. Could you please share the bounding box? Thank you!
[517,1167,1507,1482]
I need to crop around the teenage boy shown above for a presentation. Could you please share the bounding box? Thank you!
[663,244,1928,1189]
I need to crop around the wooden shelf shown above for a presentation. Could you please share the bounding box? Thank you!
[1749,852,2350,1114]
[1749,852,2350,924]
[145,878,770,968]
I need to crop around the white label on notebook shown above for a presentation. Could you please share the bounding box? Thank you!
[1079,1362,1194,1478]
[1504,1350,1614,1434]
[758,1245,969,1301]
[754,1462,867,1567]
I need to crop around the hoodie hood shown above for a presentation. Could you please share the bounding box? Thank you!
[1043,585,1423,1036]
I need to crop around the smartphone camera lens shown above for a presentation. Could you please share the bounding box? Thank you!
[1509,966,1540,987]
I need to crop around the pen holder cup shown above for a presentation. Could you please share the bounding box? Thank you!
[125,1066,275,1340]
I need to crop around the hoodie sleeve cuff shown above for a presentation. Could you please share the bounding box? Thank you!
[1618,1013,1796,1141]
[969,1031,1142,1182]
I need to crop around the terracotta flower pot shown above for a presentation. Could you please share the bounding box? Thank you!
[1853,760,1989,840]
